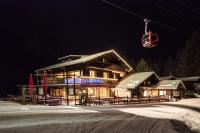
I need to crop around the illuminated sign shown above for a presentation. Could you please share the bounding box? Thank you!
[64,78,105,85]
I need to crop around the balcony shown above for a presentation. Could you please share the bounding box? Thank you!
[41,77,118,87]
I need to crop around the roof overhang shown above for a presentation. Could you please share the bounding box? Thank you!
[114,71,159,89]
[152,80,186,90]
[35,49,133,72]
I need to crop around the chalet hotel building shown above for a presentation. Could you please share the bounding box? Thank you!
[34,50,133,99]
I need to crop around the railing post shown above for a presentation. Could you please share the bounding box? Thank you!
[67,96,69,106]
[75,95,76,106]
[148,95,150,103]
[99,96,100,105]
[89,95,91,106]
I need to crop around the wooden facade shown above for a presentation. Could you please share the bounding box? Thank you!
[34,50,133,100]
[113,72,186,100]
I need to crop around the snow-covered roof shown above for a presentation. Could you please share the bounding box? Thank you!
[115,72,159,89]
[152,80,186,90]
[35,49,133,72]
[58,55,88,61]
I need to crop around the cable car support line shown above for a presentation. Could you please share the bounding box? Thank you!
[101,0,189,36]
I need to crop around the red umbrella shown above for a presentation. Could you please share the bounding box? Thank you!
[29,74,34,96]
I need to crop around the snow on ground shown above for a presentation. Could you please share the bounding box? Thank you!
[118,103,200,131]
[0,98,199,133]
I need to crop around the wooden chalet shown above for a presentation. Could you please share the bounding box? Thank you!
[177,76,200,92]
[113,72,186,99]
[33,49,133,101]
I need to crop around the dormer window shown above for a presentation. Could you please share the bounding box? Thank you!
[103,57,108,63]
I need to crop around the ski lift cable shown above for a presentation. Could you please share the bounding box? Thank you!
[175,0,200,16]
[101,0,144,20]
[101,0,190,36]
[156,0,200,21]
[154,2,183,20]
[154,0,187,20]
[155,0,200,30]
[156,0,188,18]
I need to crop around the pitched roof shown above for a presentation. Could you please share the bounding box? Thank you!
[115,71,159,89]
[35,49,133,72]
[177,76,200,82]
[58,55,88,61]
[153,80,186,90]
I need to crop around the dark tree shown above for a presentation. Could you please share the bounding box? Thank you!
[163,57,175,76]
[151,60,162,76]
[136,58,152,72]
[176,31,200,76]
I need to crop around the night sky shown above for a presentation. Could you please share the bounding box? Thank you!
[0,0,200,96]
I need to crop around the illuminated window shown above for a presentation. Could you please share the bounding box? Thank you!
[56,73,64,78]
[67,71,80,77]
[103,57,108,63]
[120,72,125,77]
[143,90,148,96]
[90,70,96,77]
[88,88,95,96]
[152,90,159,96]
[103,72,109,78]
[159,90,166,96]
[53,88,63,97]
[97,87,109,97]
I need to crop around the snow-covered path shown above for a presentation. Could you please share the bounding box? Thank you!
[0,98,199,133]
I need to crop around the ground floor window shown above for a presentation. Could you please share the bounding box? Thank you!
[166,90,171,96]
[143,90,148,96]
[173,90,180,96]
[87,87,110,97]
[151,90,159,96]
[88,88,95,96]
[132,90,137,96]
[159,90,166,96]
[49,86,111,98]
[68,88,75,96]
[38,87,44,95]
[51,88,64,97]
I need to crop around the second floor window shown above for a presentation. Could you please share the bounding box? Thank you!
[109,72,114,79]
[96,71,103,77]
[103,72,109,78]
[83,69,90,76]
[114,73,120,79]
[90,70,96,77]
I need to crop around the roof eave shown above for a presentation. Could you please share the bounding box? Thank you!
[35,49,134,73]
[111,50,133,72]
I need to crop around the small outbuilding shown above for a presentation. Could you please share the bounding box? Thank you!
[146,80,186,99]
[113,72,186,99]
[177,76,200,92]
[113,72,159,98]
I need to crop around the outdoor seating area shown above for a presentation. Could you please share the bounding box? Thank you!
[10,94,174,106]
[38,96,62,106]
[72,95,171,106]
